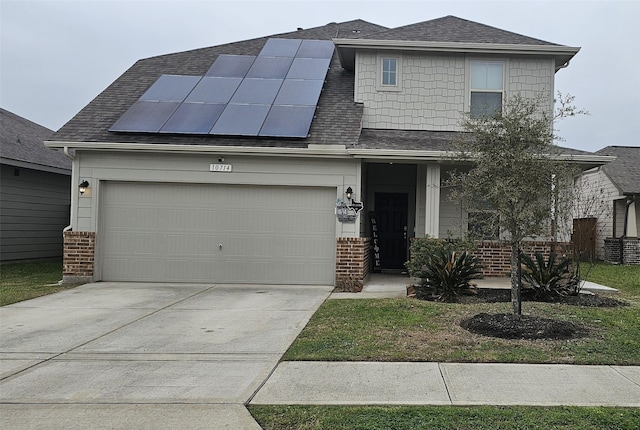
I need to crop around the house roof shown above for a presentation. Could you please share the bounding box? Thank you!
[48,17,583,161]
[0,108,71,174]
[333,16,579,72]
[49,20,386,150]
[356,15,558,45]
[595,146,640,195]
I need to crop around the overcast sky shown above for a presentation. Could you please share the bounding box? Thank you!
[1,0,638,152]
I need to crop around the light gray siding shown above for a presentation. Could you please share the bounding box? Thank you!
[355,51,555,131]
[574,169,619,259]
[1,166,70,261]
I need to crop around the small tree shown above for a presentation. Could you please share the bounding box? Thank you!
[449,93,584,315]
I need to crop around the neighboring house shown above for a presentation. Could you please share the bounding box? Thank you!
[574,146,639,264]
[45,16,610,285]
[0,108,71,261]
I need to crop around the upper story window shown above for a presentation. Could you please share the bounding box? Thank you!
[381,58,398,86]
[470,61,504,118]
[375,53,402,92]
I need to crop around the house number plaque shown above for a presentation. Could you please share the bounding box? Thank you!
[210,164,233,172]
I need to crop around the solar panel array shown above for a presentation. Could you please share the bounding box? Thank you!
[109,39,334,138]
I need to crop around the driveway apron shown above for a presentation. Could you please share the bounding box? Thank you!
[0,282,332,429]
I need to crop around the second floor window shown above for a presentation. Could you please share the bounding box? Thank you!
[382,58,398,86]
[470,61,503,118]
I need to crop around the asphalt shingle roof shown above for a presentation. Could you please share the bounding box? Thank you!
[51,20,387,148]
[595,146,640,194]
[358,15,558,45]
[0,108,71,171]
[50,17,575,152]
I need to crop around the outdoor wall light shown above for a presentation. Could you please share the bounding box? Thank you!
[345,186,353,201]
[79,180,90,195]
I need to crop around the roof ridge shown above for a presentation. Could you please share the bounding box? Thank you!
[356,15,560,46]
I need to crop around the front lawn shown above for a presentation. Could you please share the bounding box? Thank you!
[0,260,78,306]
[283,262,640,365]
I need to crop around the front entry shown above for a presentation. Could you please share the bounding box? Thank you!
[375,192,408,270]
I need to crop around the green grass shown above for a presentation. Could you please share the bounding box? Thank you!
[0,260,79,306]
[582,261,640,296]
[284,263,640,365]
[249,405,640,430]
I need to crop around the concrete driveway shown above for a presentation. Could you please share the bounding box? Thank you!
[0,282,332,429]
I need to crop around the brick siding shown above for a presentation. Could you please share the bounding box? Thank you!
[471,241,573,277]
[336,237,371,284]
[605,237,640,265]
[63,231,95,283]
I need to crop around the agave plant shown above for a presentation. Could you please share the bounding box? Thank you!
[414,250,483,302]
[521,252,579,300]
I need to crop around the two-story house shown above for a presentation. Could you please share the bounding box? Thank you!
[47,16,609,285]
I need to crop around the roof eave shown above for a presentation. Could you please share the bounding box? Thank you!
[333,39,580,72]
[44,140,353,158]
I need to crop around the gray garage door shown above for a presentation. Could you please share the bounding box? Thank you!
[99,182,336,284]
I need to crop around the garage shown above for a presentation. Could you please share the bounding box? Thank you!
[98,181,337,284]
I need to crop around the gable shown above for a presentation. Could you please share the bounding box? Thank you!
[596,146,640,194]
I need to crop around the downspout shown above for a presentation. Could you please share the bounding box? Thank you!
[63,146,75,234]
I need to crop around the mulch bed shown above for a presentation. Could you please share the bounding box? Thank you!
[460,312,588,340]
[409,286,629,340]
[455,288,629,308]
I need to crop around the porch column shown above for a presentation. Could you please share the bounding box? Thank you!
[425,163,440,238]
[626,199,638,237]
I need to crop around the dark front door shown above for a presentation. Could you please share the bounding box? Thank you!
[375,192,408,270]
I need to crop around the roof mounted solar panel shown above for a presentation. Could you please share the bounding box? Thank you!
[286,58,332,80]
[185,77,242,104]
[211,104,271,136]
[230,78,283,105]
[139,75,201,102]
[259,105,315,138]
[297,40,335,59]
[259,38,302,57]
[246,56,293,79]
[109,101,181,132]
[159,103,225,134]
[110,38,334,138]
[274,79,324,106]
[205,55,256,78]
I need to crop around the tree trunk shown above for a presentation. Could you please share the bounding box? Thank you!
[510,244,522,315]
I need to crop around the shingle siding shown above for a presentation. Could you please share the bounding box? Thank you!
[356,52,554,132]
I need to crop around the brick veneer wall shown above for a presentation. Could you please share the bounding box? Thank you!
[605,237,640,265]
[471,241,573,277]
[622,239,640,265]
[63,231,95,284]
[336,237,371,284]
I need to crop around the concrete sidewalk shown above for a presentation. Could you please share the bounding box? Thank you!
[251,361,640,407]
[330,273,619,299]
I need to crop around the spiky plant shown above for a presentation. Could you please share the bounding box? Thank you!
[521,252,578,300]
[414,250,483,302]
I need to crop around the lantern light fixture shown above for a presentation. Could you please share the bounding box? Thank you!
[79,180,89,195]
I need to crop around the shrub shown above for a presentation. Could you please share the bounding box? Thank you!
[405,236,475,278]
[521,252,579,300]
[410,249,483,302]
